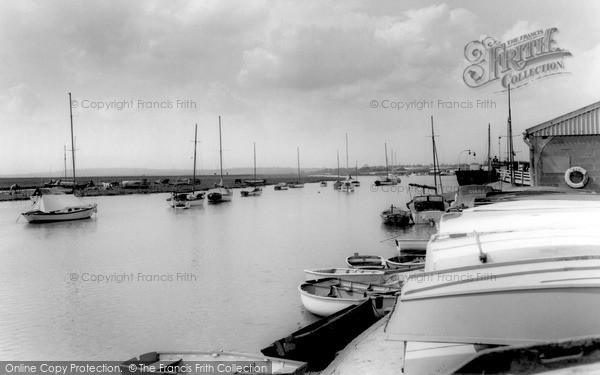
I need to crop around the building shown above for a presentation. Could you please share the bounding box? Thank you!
[523,100,600,190]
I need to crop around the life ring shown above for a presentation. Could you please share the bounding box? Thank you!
[564,166,589,189]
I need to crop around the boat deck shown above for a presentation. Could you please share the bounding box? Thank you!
[319,315,404,375]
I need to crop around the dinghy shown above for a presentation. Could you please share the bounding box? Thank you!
[304,268,385,284]
[298,277,399,316]
[346,253,387,269]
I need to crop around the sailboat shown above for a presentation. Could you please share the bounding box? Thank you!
[207,116,233,203]
[351,161,360,187]
[374,143,399,186]
[341,134,355,192]
[333,151,342,190]
[168,124,205,208]
[22,93,97,223]
[288,147,305,188]
[406,116,449,225]
[241,143,262,197]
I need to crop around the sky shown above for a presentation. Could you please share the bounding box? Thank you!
[1,0,599,176]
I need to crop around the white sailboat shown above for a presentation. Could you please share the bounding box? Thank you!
[374,143,399,186]
[169,124,205,208]
[207,116,233,203]
[341,134,355,193]
[22,93,97,223]
[241,143,262,197]
[288,147,304,188]
[333,151,342,190]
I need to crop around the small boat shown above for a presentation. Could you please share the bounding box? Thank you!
[340,179,354,192]
[169,124,205,207]
[351,161,360,187]
[261,298,388,372]
[121,350,306,375]
[374,143,400,186]
[288,147,305,188]
[380,205,411,226]
[319,181,327,187]
[346,253,387,269]
[304,268,386,284]
[386,256,425,270]
[22,194,97,222]
[241,143,263,197]
[274,182,289,191]
[298,277,399,316]
[333,151,342,190]
[406,184,449,225]
[207,116,233,203]
[332,180,342,190]
[395,238,428,263]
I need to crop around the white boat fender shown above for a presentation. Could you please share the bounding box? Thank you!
[565,166,589,189]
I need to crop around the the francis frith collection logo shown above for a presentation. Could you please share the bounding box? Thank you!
[463,27,572,90]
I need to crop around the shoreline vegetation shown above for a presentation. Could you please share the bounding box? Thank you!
[0,174,348,201]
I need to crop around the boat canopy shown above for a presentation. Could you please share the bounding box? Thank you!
[29,194,84,213]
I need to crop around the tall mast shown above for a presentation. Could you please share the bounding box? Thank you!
[431,116,442,193]
[507,84,515,185]
[345,133,349,176]
[487,123,492,182]
[192,123,198,193]
[64,145,67,178]
[337,150,340,180]
[218,116,223,181]
[68,93,76,189]
[384,143,389,177]
[297,147,301,182]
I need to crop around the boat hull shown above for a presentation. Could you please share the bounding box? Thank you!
[304,268,385,284]
[22,205,97,223]
[121,351,307,375]
[346,254,387,269]
[261,299,385,371]
[207,187,233,202]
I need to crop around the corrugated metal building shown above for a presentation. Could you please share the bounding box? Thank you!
[523,100,600,190]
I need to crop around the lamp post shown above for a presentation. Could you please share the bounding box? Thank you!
[458,149,475,170]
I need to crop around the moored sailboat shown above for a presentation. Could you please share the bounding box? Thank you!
[168,124,205,207]
[207,116,233,203]
[22,93,97,223]
[288,147,304,188]
[241,142,262,197]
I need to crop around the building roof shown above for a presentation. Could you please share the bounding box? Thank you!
[525,100,600,137]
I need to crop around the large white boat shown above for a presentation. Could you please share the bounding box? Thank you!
[207,116,233,203]
[385,196,600,374]
[22,93,97,223]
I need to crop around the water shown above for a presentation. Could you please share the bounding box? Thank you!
[0,175,456,360]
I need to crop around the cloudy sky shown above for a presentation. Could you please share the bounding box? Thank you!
[1,0,599,176]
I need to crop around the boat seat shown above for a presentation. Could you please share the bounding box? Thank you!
[327,286,341,298]
[145,359,183,374]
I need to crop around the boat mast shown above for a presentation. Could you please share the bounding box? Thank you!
[487,123,492,183]
[297,147,301,182]
[253,142,257,182]
[355,161,358,180]
[192,123,198,193]
[64,145,67,178]
[507,84,515,185]
[431,116,442,194]
[384,143,389,177]
[337,150,340,181]
[345,133,349,177]
[218,116,223,182]
[68,93,76,189]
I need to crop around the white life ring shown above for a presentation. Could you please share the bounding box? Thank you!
[564,166,589,189]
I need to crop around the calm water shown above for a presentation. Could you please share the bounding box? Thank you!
[0,175,456,360]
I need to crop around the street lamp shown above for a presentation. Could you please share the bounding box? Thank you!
[458,149,476,170]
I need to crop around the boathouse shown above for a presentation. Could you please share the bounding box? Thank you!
[523,100,600,190]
